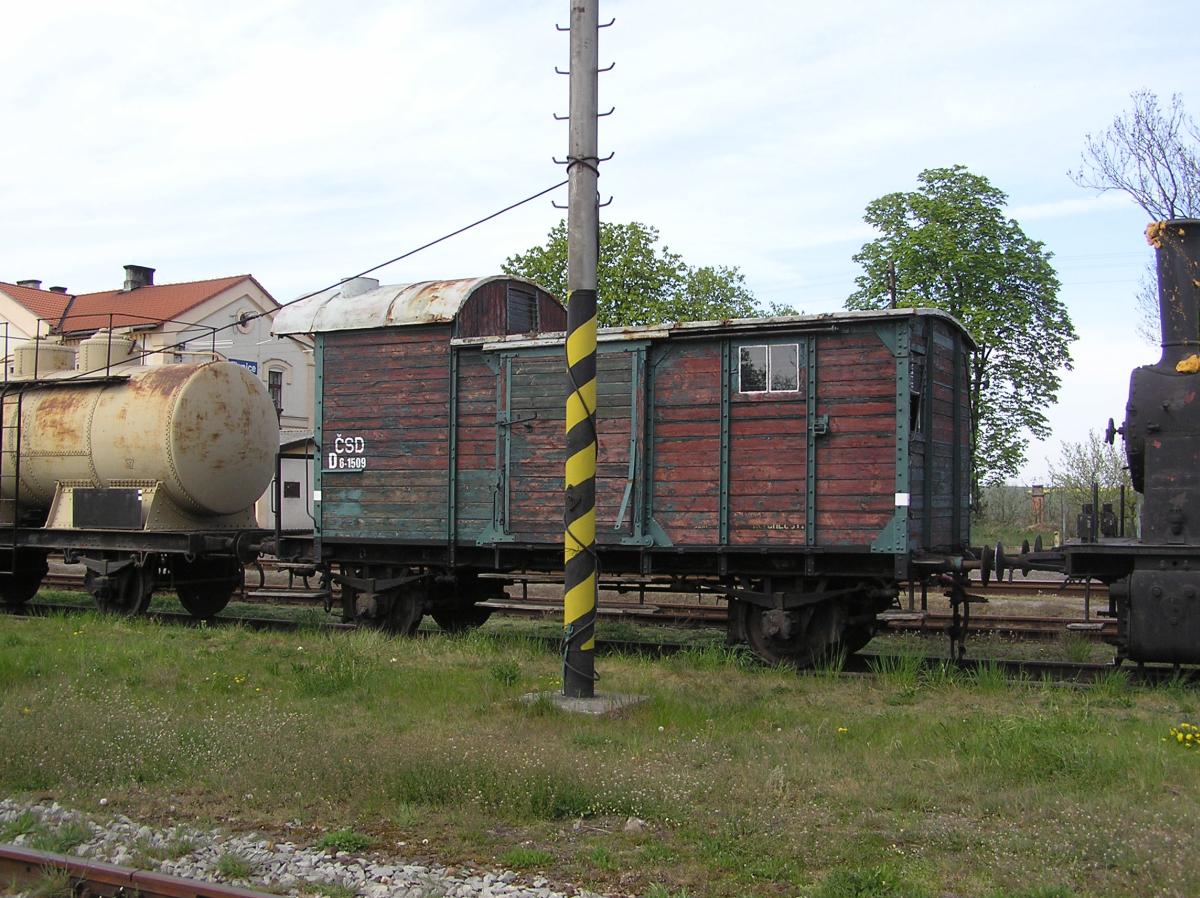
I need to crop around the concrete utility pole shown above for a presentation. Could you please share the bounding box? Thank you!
[562,0,600,698]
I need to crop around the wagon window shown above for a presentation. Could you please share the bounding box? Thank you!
[739,346,768,392]
[770,344,799,391]
[739,343,799,394]
[507,286,539,334]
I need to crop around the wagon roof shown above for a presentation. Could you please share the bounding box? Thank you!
[271,275,545,335]
[452,306,977,350]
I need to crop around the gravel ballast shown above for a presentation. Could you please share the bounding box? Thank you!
[0,799,606,898]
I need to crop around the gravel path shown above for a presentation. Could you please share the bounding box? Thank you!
[0,799,608,898]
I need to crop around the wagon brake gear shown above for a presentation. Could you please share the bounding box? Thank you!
[944,572,987,662]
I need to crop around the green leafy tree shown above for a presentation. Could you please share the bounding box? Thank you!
[846,165,1077,507]
[503,220,789,326]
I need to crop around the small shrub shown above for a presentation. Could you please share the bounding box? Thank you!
[29,822,93,854]
[305,881,357,898]
[969,659,1008,692]
[1089,668,1132,706]
[1061,633,1094,664]
[868,649,922,691]
[0,810,40,842]
[490,660,520,686]
[26,867,72,898]
[810,864,930,898]
[500,846,554,869]
[316,828,373,854]
[214,851,258,880]
[1167,721,1200,751]
[586,845,616,870]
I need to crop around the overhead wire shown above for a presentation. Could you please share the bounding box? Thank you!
[41,179,569,381]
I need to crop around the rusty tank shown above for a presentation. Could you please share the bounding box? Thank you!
[0,360,279,527]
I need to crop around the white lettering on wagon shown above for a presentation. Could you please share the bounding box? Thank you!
[326,433,368,471]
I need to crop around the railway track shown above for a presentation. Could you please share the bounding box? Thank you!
[0,844,278,898]
[6,600,1191,686]
[36,564,1116,642]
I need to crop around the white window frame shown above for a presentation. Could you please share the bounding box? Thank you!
[738,343,800,394]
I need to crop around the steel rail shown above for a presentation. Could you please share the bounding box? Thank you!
[0,844,278,898]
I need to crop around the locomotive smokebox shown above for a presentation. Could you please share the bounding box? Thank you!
[1150,219,1200,368]
[1123,219,1200,538]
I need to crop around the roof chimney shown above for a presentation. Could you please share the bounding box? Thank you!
[16,279,42,290]
[123,264,155,291]
[48,286,69,294]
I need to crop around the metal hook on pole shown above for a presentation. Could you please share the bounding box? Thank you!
[599,17,615,27]
[598,106,615,117]
[598,62,615,73]
[555,66,570,75]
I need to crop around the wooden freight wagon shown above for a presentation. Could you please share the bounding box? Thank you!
[274,276,974,662]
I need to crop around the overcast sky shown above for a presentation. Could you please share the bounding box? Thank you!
[2,1,1196,483]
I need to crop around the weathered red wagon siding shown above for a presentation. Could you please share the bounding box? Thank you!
[276,279,971,575]
[450,309,970,562]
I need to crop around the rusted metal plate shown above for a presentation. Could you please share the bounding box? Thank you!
[272,276,552,335]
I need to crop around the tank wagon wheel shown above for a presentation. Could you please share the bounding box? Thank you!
[0,550,49,608]
[430,572,497,633]
[172,556,242,619]
[86,557,155,616]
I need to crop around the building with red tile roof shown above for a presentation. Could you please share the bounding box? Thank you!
[0,266,313,439]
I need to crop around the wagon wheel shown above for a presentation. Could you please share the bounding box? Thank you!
[430,574,495,633]
[734,598,850,667]
[0,551,48,608]
[173,556,241,619]
[431,601,492,633]
[86,560,155,616]
[384,588,425,636]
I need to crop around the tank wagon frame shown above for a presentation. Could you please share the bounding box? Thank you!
[273,275,975,662]
[0,326,279,618]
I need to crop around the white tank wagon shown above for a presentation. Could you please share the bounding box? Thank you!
[0,357,279,617]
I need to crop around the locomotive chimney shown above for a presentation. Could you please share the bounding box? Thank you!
[1150,219,1200,368]
[123,264,156,292]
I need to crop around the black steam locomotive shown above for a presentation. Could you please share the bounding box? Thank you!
[1006,218,1200,665]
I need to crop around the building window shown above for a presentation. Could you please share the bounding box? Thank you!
[739,343,799,394]
[507,287,539,334]
[268,368,283,413]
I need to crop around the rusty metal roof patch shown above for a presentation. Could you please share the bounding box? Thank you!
[271,276,543,335]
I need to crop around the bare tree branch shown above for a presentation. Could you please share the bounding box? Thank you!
[1070,90,1200,220]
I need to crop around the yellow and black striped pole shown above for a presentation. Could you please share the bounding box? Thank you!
[563,0,600,698]
[564,289,597,696]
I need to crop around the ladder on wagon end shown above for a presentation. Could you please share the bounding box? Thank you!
[0,320,38,600]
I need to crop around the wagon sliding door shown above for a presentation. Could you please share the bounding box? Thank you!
[501,347,641,544]
[726,339,810,546]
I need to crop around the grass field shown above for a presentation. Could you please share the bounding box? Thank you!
[1,606,1198,898]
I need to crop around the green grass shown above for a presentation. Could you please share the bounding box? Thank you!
[499,847,555,869]
[1,611,1197,898]
[315,828,372,854]
[28,822,93,854]
[214,851,257,880]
